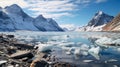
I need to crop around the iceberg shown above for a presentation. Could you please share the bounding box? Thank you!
[88,46,100,60]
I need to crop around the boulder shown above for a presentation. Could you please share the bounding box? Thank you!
[6,35,14,38]
[12,43,34,49]
[10,51,34,59]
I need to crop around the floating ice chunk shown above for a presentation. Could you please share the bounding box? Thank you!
[79,44,89,56]
[95,37,113,47]
[83,60,93,63]
[113,39,120,45]
[35,43,54,52]
[74,48,81,55]
[117,48,120,52]
[96,37,113,44]
[96,37,120,47]
[80,44,89,51]
[113,65,118,67]
[108,59,118,62]
[66,51,71,55]
[88,46,100,60]
[81,51,89,56]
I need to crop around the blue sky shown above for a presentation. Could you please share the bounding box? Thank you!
[0,0,120,27]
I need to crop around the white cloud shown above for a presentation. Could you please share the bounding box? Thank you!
[75,0,91,4]
[95,0,107,3]
[0,0,28,8]
[25,0,77,18]
[0,0,108,19]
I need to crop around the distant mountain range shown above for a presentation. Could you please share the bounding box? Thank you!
[0,4,120,32]
[0,4,63,31]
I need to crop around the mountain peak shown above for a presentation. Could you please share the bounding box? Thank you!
[37,15,44,18]
[87,11,114,27]
[5,4,22,14]
[97,11,103,15]
[10,4,20,8]
[95,11,104,17]
[35,15,46,21]
[5,4,21,9]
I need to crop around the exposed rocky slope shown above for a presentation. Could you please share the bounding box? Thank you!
[103,13,120,31]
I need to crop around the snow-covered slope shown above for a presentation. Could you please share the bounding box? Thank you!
[0,4,63,31]
[75,24,106,31]
[34,15,63,31]
[75,11,114,31]
[87,11,114,27]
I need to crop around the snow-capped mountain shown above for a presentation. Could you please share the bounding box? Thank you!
[34,15,63,31]
[87,11,114,27]
[103,13,120,31]
[0,4,63,31]
[75,11,114,31]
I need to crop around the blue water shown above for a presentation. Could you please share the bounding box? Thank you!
[1,31,120,67]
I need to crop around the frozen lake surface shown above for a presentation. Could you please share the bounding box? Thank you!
[1,31,120,67]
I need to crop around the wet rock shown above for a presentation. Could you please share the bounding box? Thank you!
[10,51,34,59]
[12,43,34,49]
[7,47,17,55]
[30,60,48,67]
[6,35,14,38]
[53,62,71,67]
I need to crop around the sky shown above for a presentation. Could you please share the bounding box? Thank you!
[0,0,120,28]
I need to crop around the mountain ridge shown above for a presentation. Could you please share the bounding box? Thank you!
[0,4,63,31]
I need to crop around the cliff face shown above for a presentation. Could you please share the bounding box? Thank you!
[103,13,120,31]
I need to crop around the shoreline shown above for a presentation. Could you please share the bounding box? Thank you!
[0,34,75,67]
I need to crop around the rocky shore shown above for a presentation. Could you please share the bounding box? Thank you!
[0,34,74,67]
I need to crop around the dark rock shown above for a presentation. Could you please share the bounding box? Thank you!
[12,43,34,49]
[7,47,16,55]
[35,60,48,67]
[6,35,14,38]
[53,62,71,67]
[30,60,48,67]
